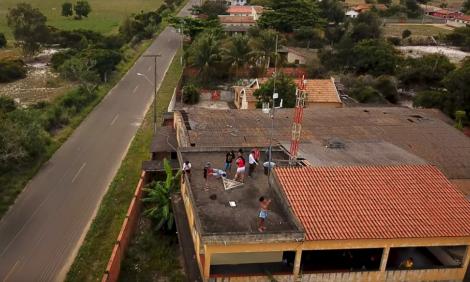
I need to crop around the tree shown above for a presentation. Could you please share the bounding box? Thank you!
[445,27,470,51]
[182,84,200,104]
[74,1,91,19]
[374,75,398,103]
[258,0,325,32]
[250,29,280,70]
[222,35,252,78]
[463,0,470,13]
[168,16,222,41]
[253,73,297,108]
[319,0,345,24]
[81,48,122,81]
[187,32,221,82]
[293,27,325,48]
[59,57,100,94]
[405,0,422,18]
[413,90,448,109]
[0,33,6,48]
[192,0,227,18]
[62,2,73,17]
[7,3,49,56]
[443,59,470,121]
[142,159,182,231]
[351,39,400,76]
[349,85,386,103]
[402,29,412,39]
[350,12,382,42]
[398,54,455,86]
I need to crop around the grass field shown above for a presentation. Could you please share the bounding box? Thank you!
[383,24,452,37]
[0,0,163,39]
[66,48,184,282]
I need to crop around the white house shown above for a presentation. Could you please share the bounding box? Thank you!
[345,10,359,18]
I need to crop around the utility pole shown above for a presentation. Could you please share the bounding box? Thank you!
[143,54,162,134]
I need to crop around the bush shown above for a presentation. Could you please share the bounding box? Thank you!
[0,96,16,113]
[402,29,412,39]
[386,36,401,46]
[182,84,200,104]
[413,90,447,109]
[349,86,386,103]
[51,50,76,70]
[374,75,398,103]
[0,59,27,83]
[0,33,6,48]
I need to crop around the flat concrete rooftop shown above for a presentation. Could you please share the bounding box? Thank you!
[179,147,304,243]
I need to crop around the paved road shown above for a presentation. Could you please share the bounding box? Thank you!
[0,1,197,280]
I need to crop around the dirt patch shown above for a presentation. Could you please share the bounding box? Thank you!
[0,48,73,105]
[397,46,470,64]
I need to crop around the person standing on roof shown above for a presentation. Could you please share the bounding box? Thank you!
[182,160,191,183]
[258,196,271,232]
[248,150,258,177]
[203,162,213,190]
[233,151,246,183]
[224,150,235,173]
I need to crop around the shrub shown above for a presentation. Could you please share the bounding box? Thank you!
[374,76,398,104]
[182,84,200,104]
[0,59,27,83]
[0,33,6,48]
[386,36,401,46]
[402,29,412,39]
[349,86,386,103]
[413,90,447,109]
[0,96,16,113]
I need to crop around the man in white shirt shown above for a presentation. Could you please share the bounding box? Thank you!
[248,150,258,177]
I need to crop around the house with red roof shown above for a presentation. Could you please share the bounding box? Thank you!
[219,5,264,35]
[233,77,343,110]
[172,107,470,281]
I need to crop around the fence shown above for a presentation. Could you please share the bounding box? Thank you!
[383,17,446,24]
[102,170,148,282]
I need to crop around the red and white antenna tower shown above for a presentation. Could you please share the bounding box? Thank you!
[289,75,307,162]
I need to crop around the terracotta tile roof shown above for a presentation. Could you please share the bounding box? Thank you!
[276,165,470,241]
[297,79,341,104]
[227,6,252,14]
[455,14,470,21]
[218,15,256,24]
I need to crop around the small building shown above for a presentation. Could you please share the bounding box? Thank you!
[233,78,343,110]
[226,5,263,20]
[449,14,470,26]
[226,0,247,6]
[285,47,317,65]
[345,9,359,18]
[429,8,462,19]
[218,15,256,27]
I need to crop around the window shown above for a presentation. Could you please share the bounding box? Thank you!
[301,248,383,273]
[386,246,466,270]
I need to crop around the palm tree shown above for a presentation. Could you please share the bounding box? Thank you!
[187,32,221,82]
[142,159,182,231]
[221,35,252,78]
[250,29,279,71]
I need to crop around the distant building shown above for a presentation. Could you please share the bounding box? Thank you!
[233,78,343,110]
[285,47,317,65]
[226,0,247,6]
[448,14,470,27]
[219,5,264,34]
[429,8,462,19]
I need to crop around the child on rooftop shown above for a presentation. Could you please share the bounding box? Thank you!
[258,196,272,232]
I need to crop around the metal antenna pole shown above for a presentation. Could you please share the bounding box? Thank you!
[268,34,279,187]
[143,54,162,134]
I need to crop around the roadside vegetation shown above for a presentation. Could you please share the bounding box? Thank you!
[0,0,184,218]
[66,49,184,281]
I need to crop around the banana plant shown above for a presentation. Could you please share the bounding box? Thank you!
[142,158,182,231]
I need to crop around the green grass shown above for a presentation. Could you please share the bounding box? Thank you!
[66,48,183,282]
[0,0,164,39]
[383,24,452,37]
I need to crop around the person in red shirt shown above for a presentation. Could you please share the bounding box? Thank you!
[233,151,246,183]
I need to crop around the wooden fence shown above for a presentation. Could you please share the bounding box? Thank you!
[102,171,148,282]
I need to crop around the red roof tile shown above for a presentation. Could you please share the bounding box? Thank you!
[276,165,470,241]
[227,6,253,14]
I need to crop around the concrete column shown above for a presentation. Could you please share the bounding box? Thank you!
[462,245,470,271]
[293,248,302,279]
[203,245,211,280]
[380,247,390,271]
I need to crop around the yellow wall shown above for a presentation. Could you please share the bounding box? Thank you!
[211,251,283,265]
